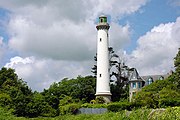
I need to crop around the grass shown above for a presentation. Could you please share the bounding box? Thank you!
[1,107,179,120]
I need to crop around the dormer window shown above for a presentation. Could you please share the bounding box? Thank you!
[148,77,153,85]
[159,76,164,80]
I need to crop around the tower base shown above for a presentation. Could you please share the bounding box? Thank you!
[95,92,112,103]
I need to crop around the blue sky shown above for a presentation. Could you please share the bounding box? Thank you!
[0,8,10,41]
[0,0,179,91]
[119,0,180,52]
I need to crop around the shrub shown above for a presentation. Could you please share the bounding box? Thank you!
[0,93,12,108]
[59,96,74,106]
[81,103,107,108]
[95,97,105,104]
[90,99,96,104]
[158,88,180,108]
[0,107,15,120]
[134,91,159,108]
[59,103,80,115]
[107,101,131,112]
[148,107,180,120]
[128,107,151,120]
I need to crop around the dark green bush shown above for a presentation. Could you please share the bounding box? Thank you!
[107,101,132,112]
[0,93,12,108]
[95,97,105,104]
[59,103,80,115]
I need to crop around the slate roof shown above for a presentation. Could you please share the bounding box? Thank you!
[141,74,169,86]
[128,68,172,87]
[128,68,144,82]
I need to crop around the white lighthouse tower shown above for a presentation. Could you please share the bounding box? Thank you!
[95,15,111,102]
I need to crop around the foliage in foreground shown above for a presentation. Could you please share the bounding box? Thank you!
[0,67,56,118]
[0,106,179,120]
[133,74,180,108]
[133,48,180,108]
[107,101,135,112]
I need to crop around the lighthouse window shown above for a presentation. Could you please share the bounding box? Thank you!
[100,74,102,77]
[100,18,103,23]
[100,38,102,42]
[159,76,164,80]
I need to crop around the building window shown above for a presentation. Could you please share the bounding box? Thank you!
[132,82,136,89]
[100,38,102,42]
[138,82,141,88]
[100,74,101,77]
[159,76,164,80]
[148,78,153,85]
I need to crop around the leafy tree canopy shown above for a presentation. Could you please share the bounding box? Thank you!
[134,48,180,108]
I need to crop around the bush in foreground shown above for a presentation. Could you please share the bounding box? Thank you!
[59,103,81,115]
[107,101,138,112]
[0,106,179,120]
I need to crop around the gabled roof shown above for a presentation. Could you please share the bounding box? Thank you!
[128,68,144,82]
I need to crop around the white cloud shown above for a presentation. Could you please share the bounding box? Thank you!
[5,56,34,67]
[5,56,92,91]
[0,0,149,61]
[0,0,151,91]
[127,17,180,75]
[89,0,147,21]
[110,23,131,50]
[8,16,96,61]
[0,0,148,21]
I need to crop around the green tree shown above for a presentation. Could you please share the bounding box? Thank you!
[134,69,180,108]
[134,79,171,108]
[42,75,96,112]
[0,67,18,87]
[0,67,33,117]
[0,93,12,109]
[26,92,56,117]
[158,87,180,107]
[174,48,180,89]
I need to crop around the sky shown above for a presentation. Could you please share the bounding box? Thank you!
[0,0,180,91]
